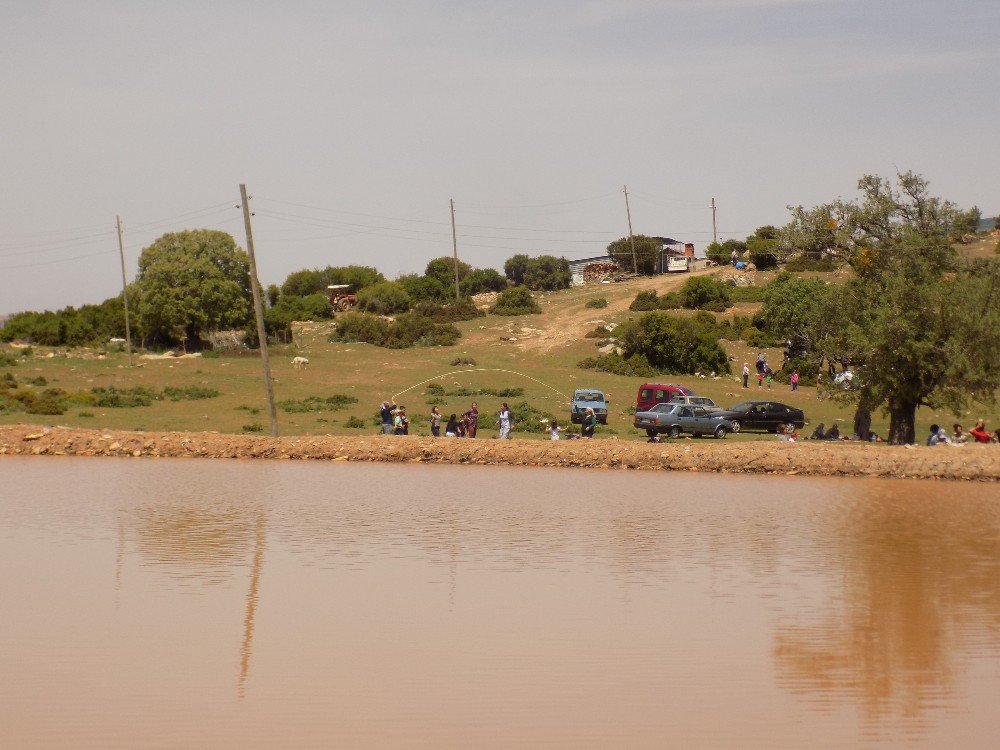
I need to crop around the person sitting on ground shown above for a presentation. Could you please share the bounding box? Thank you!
[933,427,952,445]
[809,423,826,440]
[456,417,467,438]
[927,424,941,446]
[969,419,991,444]
[952,423,969,444]
[825,424,840,441]
[445,414,459,438]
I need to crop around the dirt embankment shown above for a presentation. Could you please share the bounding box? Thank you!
[2,424,998,481]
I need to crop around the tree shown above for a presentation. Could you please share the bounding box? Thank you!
[780,205,839,259]
[705,239,746,266]
[460,268,508,296]
[950,206,981,241]
[503,254,531,285]
[134,230,252,348]
[522,255,571,291]
[747,237,781,270]
[679,276,731,312]
[755,273,833,356]
[263,293,332,338]
[425,257,471,290]
[753,225,779,240]
[616,312,730,375]
[607,235,663,275]
[280,265,384,297]
[356,281,412,315]
[397,274,447,303]
[803,172,1000,443]
[490,286,541,315]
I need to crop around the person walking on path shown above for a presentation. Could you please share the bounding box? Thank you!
[742,362,750,389]
[380,400,397,435]
[463,402,479,438]
[430,406,442,437]
[790,371,799,392]
[581,407,597,439]
[497,403,512,440]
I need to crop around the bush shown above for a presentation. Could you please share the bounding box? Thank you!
[78,411,95,418]
[426,257,472,289]
[577,353,658,378]
[784,254,837,272]
[263,293,333,338]
[705,239,747,266]
[585,297,608,309]
[277,394,359,413]
[460,268,508,296]
[509,400,558,434]
[344,416,366,428]
[585,326,611,338]
[1,371,17,388]
[679,277,731,311]
[744,326,781,348]
[425,383,445,395]
[162,385,220,401]
[412,298,484,323]
[724,284,766,303]
[281,265,384,297]
[91,385,160,408]
[242,423,264,433]
[450,357,476,366]
[616,312,731,375]
[445,387,524,398]
[397,274,448,303]
[747,237,781,270]
[0,352,19,367]
[490,287,541,315]
[25,376,48,386]
[330,312,461,349]
[629,290,680,311]
[717,315,755,341]
[356,281,412,315]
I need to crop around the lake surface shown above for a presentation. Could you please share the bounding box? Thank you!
[1,457,998,749]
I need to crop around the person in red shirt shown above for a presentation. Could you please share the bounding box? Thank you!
[969,419,991,444]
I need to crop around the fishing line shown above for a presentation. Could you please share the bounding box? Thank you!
[391,369,570,402]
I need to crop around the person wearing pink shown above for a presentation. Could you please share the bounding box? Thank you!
[462,402,479,438]
[790,371,799,391]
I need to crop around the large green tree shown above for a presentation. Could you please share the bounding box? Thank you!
[425,257,471,291]
[134,230,252,348]
[280,265,384,297]
[607,235,663,275]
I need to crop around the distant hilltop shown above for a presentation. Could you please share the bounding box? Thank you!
[977,215,998,232]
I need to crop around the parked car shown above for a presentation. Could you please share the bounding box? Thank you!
[634,403,734,438]
[570,388,608,424]
[635,382,693,413]
[718,401,805,433]
[669,394,722,411]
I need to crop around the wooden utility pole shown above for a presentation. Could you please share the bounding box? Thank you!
[710,197,718,244]
[450,198,460,300]
[115,216,134,367]
[239,184,278,437]
[623,185,637,274]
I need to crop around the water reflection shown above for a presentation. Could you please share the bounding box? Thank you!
[773,485,1000,729]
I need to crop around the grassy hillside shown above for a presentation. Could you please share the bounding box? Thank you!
[2,266,998,442]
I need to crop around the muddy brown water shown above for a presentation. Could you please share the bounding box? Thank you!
[1,457,998,749]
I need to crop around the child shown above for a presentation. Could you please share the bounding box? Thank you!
[549,419,565,440]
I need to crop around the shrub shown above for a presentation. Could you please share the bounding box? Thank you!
[162,385,220,401]
[344,416,366,428]
[718,315,755,341]
[679,276,732,311]
[20,347,33,357]
[78,411,95,418]
[25,376,48,386]
[509,400,558,434]
[426,257,472,288]
[242,423,264,433]
[784,254,837,272]
[490,286,541,315]
[1,371,17,388]
[425,383,445,395]
[585,326,611,338]
[747,237,781,270]
[460,268,508,296]
[280,265,384,297]
[724,284,766,303]
[450,357,476,366]
[277,394,359,413]
[705,239,747,266]
[397,274,448,303]
[330,312,460,349]
[629,290,658,311]
[91,385,160,408]
[25,395,66,415]
[577,353,658,378]
[356,281,412,315]
[263,293,333,338]
[744,326,781,348]
[585,297,608,309]
[412,298,484,323]
[616,312,731,375]
[0,352,19,367]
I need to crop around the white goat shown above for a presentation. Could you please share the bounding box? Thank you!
[291,356,310,369]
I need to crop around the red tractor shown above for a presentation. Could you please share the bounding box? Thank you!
[327,284,358,311]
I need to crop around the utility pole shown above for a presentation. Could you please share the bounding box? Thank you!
[450,198,460,300]
[239,184,278,437]
[623,185,637,275]
[710,197,718,244]
[115,216,133,367]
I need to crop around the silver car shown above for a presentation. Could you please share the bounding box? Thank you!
[634,403,734,438]
[668,395,722,411]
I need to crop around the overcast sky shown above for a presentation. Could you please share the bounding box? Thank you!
[2,0,997,314]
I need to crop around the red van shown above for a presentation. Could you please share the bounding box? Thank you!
[636,383,693,413]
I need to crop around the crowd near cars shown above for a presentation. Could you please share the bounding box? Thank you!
[629,381,806,439]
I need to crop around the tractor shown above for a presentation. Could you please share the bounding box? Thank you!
[327,284,358,311]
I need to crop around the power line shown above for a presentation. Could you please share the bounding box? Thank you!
[0,248,118,270]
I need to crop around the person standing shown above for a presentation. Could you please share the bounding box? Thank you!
[445,413,459,438]
[393,407,408,436]
[463,402,479,438]
[756,352,766,375]
[581,407,597,439]
[730,249,738,266]
[742,362,750,389]
[497,402,512,440]
[379,400,396,435]
[970,419,991,443]
[765,367,773,390]
[430,406,442,437]
[549,419,565,440]
[790,371,799,392]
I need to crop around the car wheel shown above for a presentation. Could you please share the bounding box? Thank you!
[776,422,789,434]
[669,426,682,438]
[714,425,727,439]
[729,420,741,433]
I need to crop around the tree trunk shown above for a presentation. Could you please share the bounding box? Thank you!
[852,406,872,441]
[888,400,917,445]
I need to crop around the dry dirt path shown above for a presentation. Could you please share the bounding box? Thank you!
[2,424,997,482]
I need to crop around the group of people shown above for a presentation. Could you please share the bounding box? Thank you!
[741,354,796,392]
[927,419,998,446]
[380,399,598,440]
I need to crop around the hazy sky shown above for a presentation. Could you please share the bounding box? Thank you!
[2,0,998,314]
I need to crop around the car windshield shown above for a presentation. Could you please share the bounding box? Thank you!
[576,392,603,402]
[649,404,675,413]
[729,402,753,413]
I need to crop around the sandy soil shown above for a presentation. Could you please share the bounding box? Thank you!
[2,424,997,482]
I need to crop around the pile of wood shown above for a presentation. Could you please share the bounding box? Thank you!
[582,262,620,282]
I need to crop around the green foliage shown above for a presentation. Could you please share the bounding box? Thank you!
[397,274,447,303]
[509,401,559,434]
[134,230,252,348]
[585,297,608,309]
[743,326,781,348]
[724,284,767,303]
[263,293,333,338]
[242,423,264,433]
[577,353,658,378]
[162,385,220,401]
[344,416,366,428]
[950,206,981,240]
[425,383,445,395]
[236,404,261,415]
[460,268,508,295]
[266,284,280,306]
[616,312,732,375]
[755,273,833,353]
[780,205,838,260]
[412,298,484,323]
[356,281,412,315]
[425,257,472,289]
[679,276,732,311]
[78,411,95,418]
[717,315,755,341]
[277,394,359,413]
[629,290,680,311]
[25,376,48,386]
[585,326,611,338]
[607,235,663,275]
[705,239,747,266]
[91,385,160,408]
[490,286,541,315]
[0,296,128,347]
[450,357,476,366]
[503,254,572,290]
[747,237,781,270]
[503,254,531,285]
[281,265,384,297]
[783,254,837,272]
[0,352,19,367]
[330,312,461,348]
[0,371,16,388]
[445,387,524,398]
